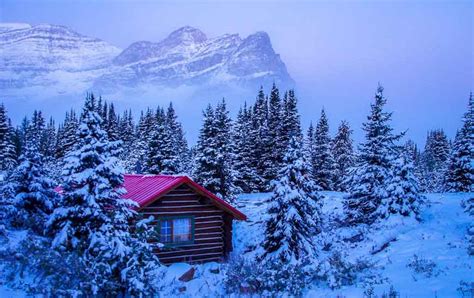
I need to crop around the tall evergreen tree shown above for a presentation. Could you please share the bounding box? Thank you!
[261,136,322,265]
[194,101,237,202]
[147,107,177,174]
[445,92,474,192]
[0,103,17,172]
[48,94,159,295]
[281,89,302,146]
[166,103,189,173]
[312,109,335,190]
[344,85,402,225]
[7,131,57,234]
[56,110,79,159]
[250,87,271,190]
[107,103,120,142]
[264,83,284,182]
[233,104,261,193]
[420,129,450,191]
[332,121,354,191]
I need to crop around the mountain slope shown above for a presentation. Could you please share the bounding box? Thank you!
[0,23,294,98]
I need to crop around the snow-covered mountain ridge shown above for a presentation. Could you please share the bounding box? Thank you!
[0,23,294,98]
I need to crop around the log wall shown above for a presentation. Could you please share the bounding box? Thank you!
[138,183,230,265]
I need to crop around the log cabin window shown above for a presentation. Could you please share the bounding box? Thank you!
[158,216,194,245]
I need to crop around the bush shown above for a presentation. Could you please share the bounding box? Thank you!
[406,254,440,278]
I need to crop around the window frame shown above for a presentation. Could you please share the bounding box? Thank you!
[157,215,195,247]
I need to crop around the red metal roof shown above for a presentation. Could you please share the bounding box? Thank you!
[122,174,247,220]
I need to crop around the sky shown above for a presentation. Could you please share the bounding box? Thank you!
[1,0,473,145]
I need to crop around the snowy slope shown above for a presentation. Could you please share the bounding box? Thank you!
[0,23,294,99]
[2,192,471,296]
[235,192,473,297]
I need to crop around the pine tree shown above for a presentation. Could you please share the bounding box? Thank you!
[194,101,237,202]
[48,94,160,295]
[56,110,79,159]
[332,121,354,191]
[420,129,450,191]
[0,103,17,172]
[250,87,271,190]
[233,104,261,192]
[445,92,474,192]
[264,83,284,182]
[382,149,423,219]
[147,107,177,174]
[261,136,322,265]
[344,85,402,225]
[281,89,302,146]
[7,131,57,234]
[166,103,189,173]
[312,109,335,190]
[126,109,153,173]
[107,103,120,142]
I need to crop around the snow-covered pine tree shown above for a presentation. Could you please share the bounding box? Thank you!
[48,93,160,295]
[344,85,402,225]
[194,102,237,202]
[332,121,354,191]
[166,102,189,173]
[382,148,423,219]
[126,109,154,173]
[250,87,271,191]
[260,136,322,292]
[118,109,135,168]
[312,109,336,190]
[106,103,120,142]
[56,110,79,159]
[420,129,451,191]
[7,131,57,234]
[281,89,302,146]
[147,107,178,174]
[233,104,261,193]
[264,83,284,182]
[214,99,238,199]
[0,103,17,172]
[445,92,474,192]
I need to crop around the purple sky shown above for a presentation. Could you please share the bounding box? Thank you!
[1,0,473,145]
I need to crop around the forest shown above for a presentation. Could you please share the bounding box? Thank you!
[0,84,472,296]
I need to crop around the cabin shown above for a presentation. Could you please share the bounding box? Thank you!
[122,174,247,264]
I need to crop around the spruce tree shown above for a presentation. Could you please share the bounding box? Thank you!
[382,149,423,219]
[7,131,57,234]
[312,109,335,190]
[420,129,450,191]
[194,102,237,202]
[261,136,322,265]
[332,121,354,191]
[344,85,402,225]
[107,103,120,142]
[445,92,474,192]
[233,104,261,192]
[166,103,189,173]
[147,107,177,174]
[48,94,160,295]
[250,87,271,190]
[264,83,284,182]
[281,89,302,146]
[0,103,17,172]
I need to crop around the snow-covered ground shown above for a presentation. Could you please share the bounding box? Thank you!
[1,192,472,297]
[234,192,473,297]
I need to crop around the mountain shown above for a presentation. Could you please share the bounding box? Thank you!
[0,23,294,101]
